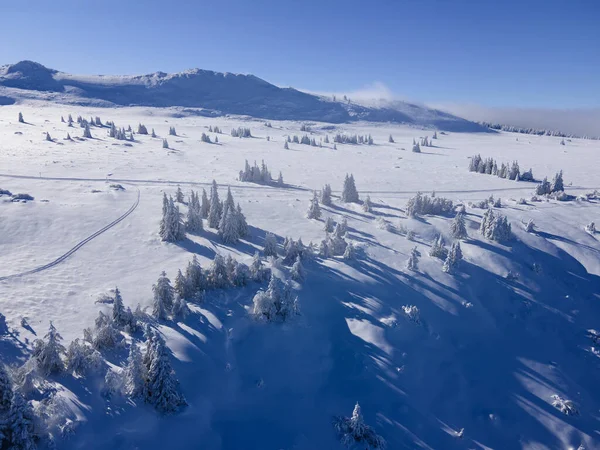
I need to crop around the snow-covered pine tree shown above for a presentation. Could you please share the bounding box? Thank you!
[219,203,240,245]
[200,188,210,219]
[406,247,419,271]
[152,271,175,320]
[429,235,448,260]
[162,138,169,149]
[176,186,184,203]
[252,274,299,322]
[32,322,65,375]
[0,363,12,412]
[362,195,372,212]
[263,232,278,257]
[343,242,356,260]
[334,402,385,449]
[306,191,322,219]
[112,287,134,329]
[151,128,157,138]
[186,190,203,233]
[250,252,269,282]
[412,142,421,153]
[207,254,229,289]
[324,216,335,232]
[388,134,394,143]
[137,123,148,134]
[236,204,248,237]
[65,338,102,376]
[525,219,535,232]
[284,141,289,150]
[169,126,177,136]
[45,132,52,142]
[18,112,24,123]
[143,331,186,413]
[341,174,359,203]
[321,183,332,206]
[450,212,468,239]
[442,241,463,274]
[551,170,564,192]
[185,255,204,294]
[7,391,36,450]
[479,207,494,237]
[339,217,348,235]
[433,131,438,139]
[83,123,92,139]
[172,295,190,320]
[291,255,305,282]
[174,269,189,300]
[124,343,145,398]
[207,180,222,228]
[536,177,552,195]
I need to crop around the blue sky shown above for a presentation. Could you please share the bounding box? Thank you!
[1,0,598,108]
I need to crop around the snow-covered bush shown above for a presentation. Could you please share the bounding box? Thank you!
[333,402,385,449]
[551,395,578,416]
[585,222,596,234]
[406,192,453,217]
[252,275,299,322]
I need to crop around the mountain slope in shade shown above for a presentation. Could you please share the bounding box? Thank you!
[0,61,486,131]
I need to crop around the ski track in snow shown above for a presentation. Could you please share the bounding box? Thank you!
[0,185,140,282]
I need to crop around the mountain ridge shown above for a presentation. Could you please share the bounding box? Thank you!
[0,60,487,131]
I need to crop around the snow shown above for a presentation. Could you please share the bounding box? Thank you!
[0,100,599,449]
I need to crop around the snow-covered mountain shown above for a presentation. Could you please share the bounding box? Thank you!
[0,60,485,131]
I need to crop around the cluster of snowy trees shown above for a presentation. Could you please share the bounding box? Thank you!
[333,402,386,449]
[238,160,282,185]
[252,274,299,322]
[333,133,373,145]
[419,136,433,147]
[480,208,512,242]
[159,182,248,245]
[230,127,252,138]
[319,218,355,260]
[300,124,311,132]
[200,133,214,143]
[341,174,359,203]
[109,123,133,141]
[406,192,453,217]
[168,126,177,136]
[0,362,37,449]
[535,170,564,195]
[137,123,148,135]
[480,121,597,140]
[468,155,534,181]
[208,125,222,134]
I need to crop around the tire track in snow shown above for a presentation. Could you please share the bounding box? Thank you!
[0,188,140,282]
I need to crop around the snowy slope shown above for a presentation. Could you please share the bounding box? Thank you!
[0,101,599,450]
[0,61,486,131]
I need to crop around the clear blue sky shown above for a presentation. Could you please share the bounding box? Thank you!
[1,0,598,108]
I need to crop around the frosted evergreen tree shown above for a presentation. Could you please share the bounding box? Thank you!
[307,191,322,219]
[124,344,145,398]
[339,217,348,236]
[341,174,359,203]
[406,247,419,271]
[160,196,185,242]
[186,190,203,233]
[172,295,190,320]
[388,134,394,143]
[112,287,134,329]
[321,184,332,206]
[83,123,92,139]
[143,331,186,413]
[551,170,564,192]
[291,255,305,282]
[362,195,372,212]
[207,180,222,228]
[219,203,240,245]
[536,177,552,195]
[18,112,25,123]
[174,269,188,300]
[45,132,52,142]
[185,256,204,294]
[263,232,278,257]
[91,311,123,350]
[443,241,463,274]
[162,138,169,149]
[32,322,65,375]
[7,391,36,450]
[343,242,356,260]
[169,126,177,136]
[412,142,421,153]
[152,271,175,320]
[333,143,337,150]
[479,208,494,236]
[429,235,448,260]
[0,363,12,412]
[200,188,210,218]
[324,135,330,143]
[200,133,211,143]
[151,128,157,138]
[324,216,335,232]
[450,212,468,240]
[65,338,102,376]
[284,141,289,150]
[250,252,269,282]
[585,222,596,234]
[65,132,72,141]
[67,113,73,126]
[207,254,229,289]
[334,402,385,449]
[137,123,148,134]
[252,275,299,322]
[433,131,438,139]
[277,171,284,186]
[236,204,248,237]
[176,186,184,203]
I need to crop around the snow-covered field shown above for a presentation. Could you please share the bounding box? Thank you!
[1,101,600,449]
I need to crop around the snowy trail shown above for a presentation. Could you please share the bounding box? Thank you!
[0,187,140,282]
[1,172,596,196]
